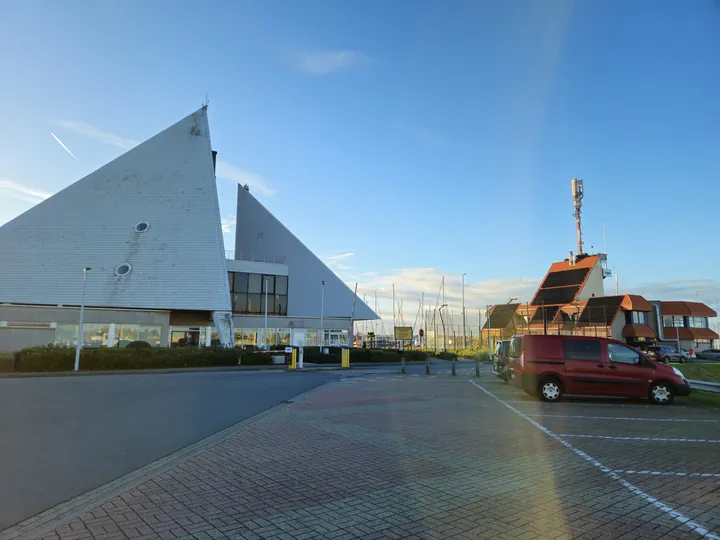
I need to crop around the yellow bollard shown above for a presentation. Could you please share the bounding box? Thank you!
[290,349,297,369]
[341,348,350,368]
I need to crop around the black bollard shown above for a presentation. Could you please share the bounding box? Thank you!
[452,356,456,376]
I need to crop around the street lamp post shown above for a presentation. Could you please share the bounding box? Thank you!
[320,280,325,353]
[461,273,467,348]
[74,267,91,372]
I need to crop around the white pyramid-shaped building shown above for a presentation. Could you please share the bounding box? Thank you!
[0,107,378,351]
[0,108,230,312]
[234,186,377,321]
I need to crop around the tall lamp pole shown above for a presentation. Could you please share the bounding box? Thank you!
[320,280,325,353]
[74,267,91,372]
[461,273,467,349]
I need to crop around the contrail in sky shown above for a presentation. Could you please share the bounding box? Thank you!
[50,132,77,160]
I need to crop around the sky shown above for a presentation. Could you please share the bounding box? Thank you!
[1,0,719,331]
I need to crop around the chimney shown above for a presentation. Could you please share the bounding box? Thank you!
[569,251,575,266]
[211,150,217,172]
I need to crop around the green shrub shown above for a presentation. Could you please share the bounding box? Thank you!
[437,351,458,361]
[0,352,15,372]
[126,341,152,349]
[14,346,272,372]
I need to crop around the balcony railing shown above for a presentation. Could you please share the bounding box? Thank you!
[225,251,287,264]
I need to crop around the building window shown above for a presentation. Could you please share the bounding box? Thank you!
[688,316,708,329]
[663,315,683,327]
[116,324,139,346]
[55,325,78,348]
[138,325,162,347]
[229,272,288,315]
[631,311,648,325]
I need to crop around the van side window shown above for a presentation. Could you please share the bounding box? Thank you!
[563,339,601,361]
[607,343,641,365]
[509,337,522,357]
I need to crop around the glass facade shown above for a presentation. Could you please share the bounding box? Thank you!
[663,315,683,327]
[54,323,162,348]
[229,272,288,315]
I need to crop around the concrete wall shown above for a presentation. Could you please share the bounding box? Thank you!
[0,328,55,350]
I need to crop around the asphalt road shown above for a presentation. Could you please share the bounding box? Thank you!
[0,370,339,531]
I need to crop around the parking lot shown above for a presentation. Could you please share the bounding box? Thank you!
[6,365,719,540]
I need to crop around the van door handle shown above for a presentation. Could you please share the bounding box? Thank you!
[596,364,605,368]
[608,365,617,369]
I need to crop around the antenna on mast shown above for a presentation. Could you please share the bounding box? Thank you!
[571,178,584,255]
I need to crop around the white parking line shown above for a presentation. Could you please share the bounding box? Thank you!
[468,380,719,540]
[503,400,652,408]
[613,470,720,478]
[558,434,720,443]
[528,414,719,423]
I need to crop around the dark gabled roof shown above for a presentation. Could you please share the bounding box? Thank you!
[578,296,624,326]
[482,303,520,330]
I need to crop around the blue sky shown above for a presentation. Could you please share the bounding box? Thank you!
[1,0,719,328]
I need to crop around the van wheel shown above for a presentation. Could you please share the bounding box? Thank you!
[539,378,563,402]
[649,381,675,405]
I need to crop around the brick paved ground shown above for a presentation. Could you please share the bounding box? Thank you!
[21,370,720,539]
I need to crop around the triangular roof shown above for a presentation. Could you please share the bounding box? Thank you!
[0,108,231,312]
[234,186,378,320]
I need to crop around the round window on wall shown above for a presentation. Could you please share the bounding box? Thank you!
[134,222,149,233]
[115,263,132,276]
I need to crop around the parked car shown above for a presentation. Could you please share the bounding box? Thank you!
[646,345,689,364]
[507,334,690,404]
[695,348,720,360]
[492,340,511,383]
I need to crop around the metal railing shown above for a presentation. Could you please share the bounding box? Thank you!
[687,380,720,394]
[225,251,287,264]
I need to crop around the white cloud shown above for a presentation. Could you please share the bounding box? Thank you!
[0,178,52,204]
[328,252,354,260]
[337,266,540,331]
[55,120,139,150]
[215,161,277,197]
[626,279,720,305]
[221,217,236,233]
[291,50,368,76]
[345,266,720,336]
[55,120,277,197]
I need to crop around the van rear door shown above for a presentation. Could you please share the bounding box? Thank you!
[562,338,606,395]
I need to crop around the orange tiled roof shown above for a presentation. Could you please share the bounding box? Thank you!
[661,302,716,317]
[623,324,656,338]
[620,295,653,312]
[663,327,719,340]
[547,254,600,273]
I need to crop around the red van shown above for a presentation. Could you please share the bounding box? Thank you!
[507,334,690,404]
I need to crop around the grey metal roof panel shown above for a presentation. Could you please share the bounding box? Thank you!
[233,186,379,321]
[0,108,231,312]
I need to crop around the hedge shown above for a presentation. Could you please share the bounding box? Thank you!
[300,347,427,365]
[11,346,429,372]
[14,347,272,372]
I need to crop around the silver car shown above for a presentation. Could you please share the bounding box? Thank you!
[695,348,720,360]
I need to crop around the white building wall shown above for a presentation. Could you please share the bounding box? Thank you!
[577,262,605,301]
[0,108,231,313]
